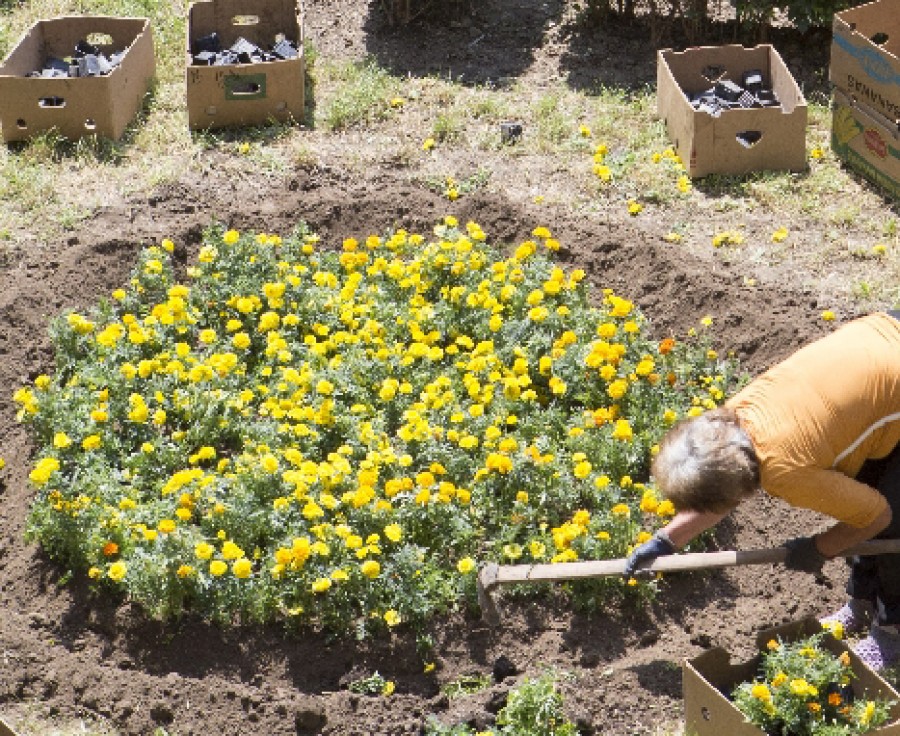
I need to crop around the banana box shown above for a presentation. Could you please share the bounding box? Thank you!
[832,89,900,199]
[830,0,900,125]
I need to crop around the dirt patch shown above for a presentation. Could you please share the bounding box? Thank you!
[0,1,878,735]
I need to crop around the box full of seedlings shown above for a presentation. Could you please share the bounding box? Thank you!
[186,0,305,130]
[657,44,807,177]
[684,617,900,735]
[0,16,155,143]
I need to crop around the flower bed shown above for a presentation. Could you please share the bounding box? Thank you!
[15,218,734,632]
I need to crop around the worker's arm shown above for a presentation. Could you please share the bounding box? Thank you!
[661,507,734,549]
[815,505,892,558]
[623,505,736,575]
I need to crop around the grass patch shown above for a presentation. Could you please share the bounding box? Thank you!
[318,58,399,131]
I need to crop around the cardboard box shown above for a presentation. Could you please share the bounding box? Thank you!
[0,16,155,143]
[832,89,900,199]
[830,0,900,125]
[683,617,900,736]
[186,0,305,130]
[657,44,807,177]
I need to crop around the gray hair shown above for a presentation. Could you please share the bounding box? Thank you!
[652,408,759,513]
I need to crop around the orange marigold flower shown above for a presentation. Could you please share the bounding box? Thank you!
[828,692,842,706]
[102,542,119,557]
[659,337,676,355]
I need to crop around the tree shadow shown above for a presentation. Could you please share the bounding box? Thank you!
[557,10,834,98]
[362,0,565,85]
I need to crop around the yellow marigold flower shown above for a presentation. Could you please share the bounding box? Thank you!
[573,460,592,479]
[311,577,332,593]
[221,540,244,560]
[529,541,546,558]
[611,503,631,517]
[209,560,228,576]
[158,519,176,534]
[232,558,253,579]
[28,457,59,486]
[82,434,102,451]
[53,432,71,449]
[360,560,381,578]
[107,561,127,581]
[384,609,401,627]
[822,621,844,639]
[195,542,214,560]
[457,557,476,574]
[611,419,633,441]
[384,524,402,543]
[627,200,643,216]
[177,564,194,578]
[751,683,771,701]
[88,566,102,580]
[223,229,240,245]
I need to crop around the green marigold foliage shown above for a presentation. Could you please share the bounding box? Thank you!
[16,217,735,632]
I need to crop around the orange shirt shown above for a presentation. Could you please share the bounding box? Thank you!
[726,312,900,528]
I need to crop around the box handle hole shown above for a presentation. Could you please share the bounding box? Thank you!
[84,118,96,131]
[16,119,27,129]
[701,707,711,721]
[871,32,889,46]
[232,15,260,25]
[206,106,218,115]
[701,65,725,84]
[38,97,66,108]
[737,130,762,148]
[86,32,113,46]
[230,81,261,95]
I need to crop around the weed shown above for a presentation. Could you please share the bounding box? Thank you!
[440,673,493,699]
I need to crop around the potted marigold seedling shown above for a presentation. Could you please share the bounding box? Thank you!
[732,632,893,735]
[683,618,900,736]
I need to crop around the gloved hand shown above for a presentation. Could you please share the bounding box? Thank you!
[784,536,827,574]
[624,530,676,577]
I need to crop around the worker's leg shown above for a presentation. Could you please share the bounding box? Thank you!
[871,446,900,625]
[853,444,900,669]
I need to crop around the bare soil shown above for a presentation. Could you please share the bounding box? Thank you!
[0,1,887,735]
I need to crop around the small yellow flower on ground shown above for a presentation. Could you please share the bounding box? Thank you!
[821,310,836,322]
[457,557,476,574]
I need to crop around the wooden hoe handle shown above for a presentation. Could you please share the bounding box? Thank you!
[476,538,900,627]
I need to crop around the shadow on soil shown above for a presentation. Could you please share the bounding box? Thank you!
[362,0,834,100]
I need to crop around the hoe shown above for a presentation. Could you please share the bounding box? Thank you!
[476,538,900,626]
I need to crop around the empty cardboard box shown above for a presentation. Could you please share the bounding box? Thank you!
[830,0,900,125]
[684,617,900,736]
[186,0,305,130]
[657,44,807,177]
[0,16,155,143]
[832,88,900,198]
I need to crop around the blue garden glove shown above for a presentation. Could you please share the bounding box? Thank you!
[624,530,676,577]
[783,535,827,574]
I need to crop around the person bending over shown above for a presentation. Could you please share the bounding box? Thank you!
[624,311,900,669]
